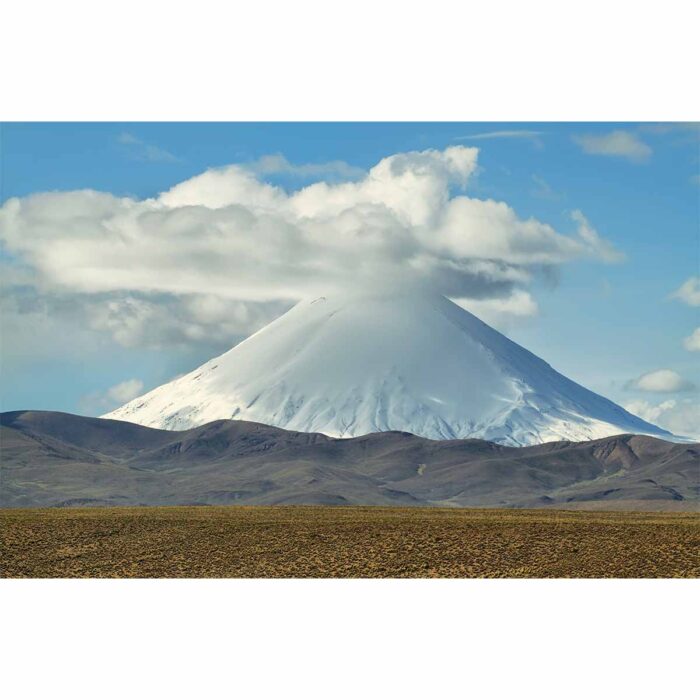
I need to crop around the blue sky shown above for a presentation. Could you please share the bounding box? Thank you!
[1,122,698,435]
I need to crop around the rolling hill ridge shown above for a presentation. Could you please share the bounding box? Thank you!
[2,410,697,509]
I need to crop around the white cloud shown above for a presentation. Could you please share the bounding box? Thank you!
[245,153,364,180]
[683,327,700,352]
[86,294,289,349]
[626,369,695,393]
[671,277,700,306]
[573,130,652,162]
[158,164,283,209]
[451,290,538,330]
[79,378,144,415]
[0,283,289,361]
[117,132,179,163]
[624,398,678,424]
[623,398,700,440]
[530,174,558,200]
[107,379,144,403]
[0,285,106,366]
[0,146,623,343]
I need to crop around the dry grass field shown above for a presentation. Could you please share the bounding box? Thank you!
[2,506,698,578]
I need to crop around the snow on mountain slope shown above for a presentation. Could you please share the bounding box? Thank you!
[104,291,673,445]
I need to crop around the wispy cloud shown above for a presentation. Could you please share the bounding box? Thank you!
[456,130,544,147]
[530,174,559,200]
[683,328,700,352]
[570,210,624,264]
[572,130,652,163]
[78,378,144,415]
[457,130,543,140]
[671,277,700,306]
[625,369,695,393]
[118,132,180,163]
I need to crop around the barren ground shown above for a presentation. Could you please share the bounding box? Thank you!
[2,506,698,578]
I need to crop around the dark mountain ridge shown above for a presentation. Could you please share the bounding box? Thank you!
[1,411,698,509]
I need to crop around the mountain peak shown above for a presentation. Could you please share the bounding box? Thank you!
[104,293,671,446]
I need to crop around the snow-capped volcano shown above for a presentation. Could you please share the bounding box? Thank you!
[104,292,671,445]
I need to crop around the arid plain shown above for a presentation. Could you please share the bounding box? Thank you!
[2,506,698,578]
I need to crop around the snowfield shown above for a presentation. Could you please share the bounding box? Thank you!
[104,291,672,446]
